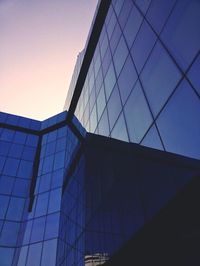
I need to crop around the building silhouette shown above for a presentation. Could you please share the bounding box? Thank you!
[1,0,200,265]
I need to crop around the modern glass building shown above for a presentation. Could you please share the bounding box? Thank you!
[65,0,200,160]
[1,0,200,265]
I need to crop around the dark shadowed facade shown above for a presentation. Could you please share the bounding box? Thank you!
[1,0,200,265]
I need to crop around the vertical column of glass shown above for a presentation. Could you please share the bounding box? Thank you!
[0,127,38,266]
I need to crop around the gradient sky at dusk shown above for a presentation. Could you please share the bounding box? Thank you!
[0,0,98,120]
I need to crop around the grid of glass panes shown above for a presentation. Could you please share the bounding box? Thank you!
[74,0,200,160]
[0,127,39,266]
[57,157,85,266]
[16,123,79,266]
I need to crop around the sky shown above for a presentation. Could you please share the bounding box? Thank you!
[0,0,98,120]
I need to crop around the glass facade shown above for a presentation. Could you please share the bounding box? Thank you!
[0,111,82,266]
[1,0,200,265]
[71,0,200,160]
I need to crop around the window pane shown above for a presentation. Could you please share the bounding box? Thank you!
[111,112,129,142]
[141,125,164,150]
[131,20,157,73]
[157,79,200,159]
[113,35,128,76]
[141,41,181,116]
[17,160,33,178]
[118,56,137,104]
[146,0,176,33]
[6,197,25,221]
[123,5,143,48]
[124,82,153,143]
[107,84,122,130]
[104,62,117,100]
[41,239,57,266]
[45,213,60,239]
[188,55,200,95]
[35,192,49,217]
[0,222,20,245]
[0,247,14,266]
[3,158,20,176]
[31,217,46,243]
[26,243,42,266]
[161,0,200,70]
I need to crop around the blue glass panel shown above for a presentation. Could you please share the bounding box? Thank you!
[141,125,164,150]
[6,197,25,221]
[131,20,157,73]
[30,119,41,130]
[161,0,200,70]
[3,158,20,176]
[9,143,23,158]
[0,176,14,194]
[18,116,31,128]
[113,35,128,76]
[0,222,20,245]
[0,247,14,266]
[0,141,11,156]
[22,220,33,245]
[157,79,200,159]
[26,243,42,266]
[48,188,61,213]
[107,84,122,130]
[1,129,15,141]
[104,62,116,100]
[111,112,129,142]
[0,195,9,219]
[110,22,121,53]
[39,173,51,193]
[13,178,30,197]
[118,55,138,104]
[22,146,36,161]
[51,169,64,188]
[113,0,124,16]
[35,192,49,217]
[188,55,200,95]
[47,131,57,143]
[54,151,65,170]
[41,239,57,266]
[146,0,176,33]
[98,108,110,137]
[42,155,54,174]
[124,81,153,143]
[17,246,28,266]
[100,28,109,60]
[45,212,60,239]
[89,87,96,112]
[0,112,8,123]
[118,0,133,30]
[106,9,117,39]
[95,67,103,95]
[57,126,68,138]
[14,132,27,144]
[17,160,33,178]
[123,5,143,48]
[90,105,97,133]
[26,134,38,147]
[97,85,106,120]
[56,137,67,152]
[134,0,151,14]
[141,41,181,116]
[46,141,56,156]
[31,216,46,243]
[102,46,112,76]
[0,156,5,173]
[6,114,19,125]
